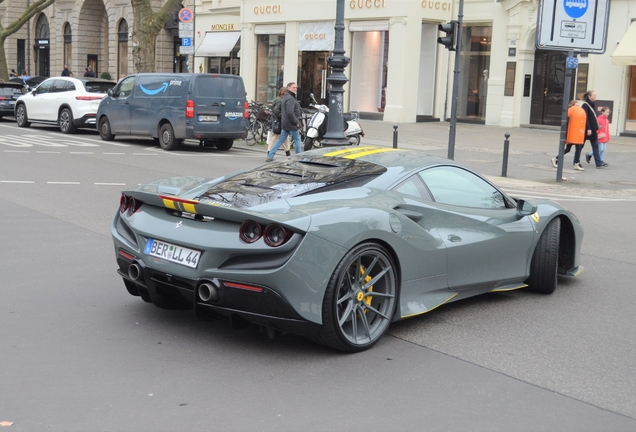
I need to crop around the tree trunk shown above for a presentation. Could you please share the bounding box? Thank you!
[131,0,182,73]
[0,38,8,82]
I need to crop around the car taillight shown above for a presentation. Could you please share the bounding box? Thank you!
[75,96,104,101]
[239,221,292,247]
[263,224,291,247]
[0,96,5,100]
[244,101,249,118]
[239,221,262,243]
[119,194,143,215]
[186,100,194,118]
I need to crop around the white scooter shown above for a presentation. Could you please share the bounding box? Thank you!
[303,93,364,151]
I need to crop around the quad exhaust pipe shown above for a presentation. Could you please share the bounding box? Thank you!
[198,281,219,302]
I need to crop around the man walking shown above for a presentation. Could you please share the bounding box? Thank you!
[266,82,302,161]
[61,64,72,76]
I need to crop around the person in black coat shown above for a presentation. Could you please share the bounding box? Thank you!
[581,90,606,168]
[266,82,303,161]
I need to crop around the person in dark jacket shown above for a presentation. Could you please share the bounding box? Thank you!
[266,82,302,161]
[83,66,96,77]
[581,90,606,168]
[61,64,72,76]
[267,87,291,157]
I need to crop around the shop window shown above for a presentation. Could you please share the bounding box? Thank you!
[207,42,240,76]
[458,26,491,121]
[504,62,516,96]
[350,31,389,113]
[17,39,25,76]
[256,35,285,103]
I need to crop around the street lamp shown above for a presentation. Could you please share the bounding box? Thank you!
[321,0,349,147]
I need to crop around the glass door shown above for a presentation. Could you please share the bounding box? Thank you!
[298,51,329,108]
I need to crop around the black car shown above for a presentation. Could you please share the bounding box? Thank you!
[0,82,27,119]
[10,76,46,91]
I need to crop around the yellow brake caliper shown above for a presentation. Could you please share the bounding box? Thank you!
[360,265,373,312]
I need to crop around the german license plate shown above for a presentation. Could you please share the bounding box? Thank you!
[144,238,201,269]
[198,115,217,122]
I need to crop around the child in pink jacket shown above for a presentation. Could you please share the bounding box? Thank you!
[586,107,610,163]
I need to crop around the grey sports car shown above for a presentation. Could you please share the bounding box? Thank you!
[112,146,583,352]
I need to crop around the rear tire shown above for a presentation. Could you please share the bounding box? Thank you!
[527,218,561,294]
[159,123,179,151]
[215,138,234,151]
[59,108,77,134]
[15,104,30,128]
[98,116,115,141]
[314,242,397,352]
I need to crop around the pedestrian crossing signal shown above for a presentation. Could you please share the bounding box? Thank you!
[438,21,458,51]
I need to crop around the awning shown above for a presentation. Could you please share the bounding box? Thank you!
[611,22,636,65]
[195,31,240,57]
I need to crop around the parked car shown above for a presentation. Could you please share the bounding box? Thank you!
[111,146,584,352]
[10,76,46,91]
[97,73,247,151]
[0,81,27,119]
[14,77,116,133]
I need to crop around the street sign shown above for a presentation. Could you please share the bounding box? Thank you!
[178,8,194,23]
[536,0,610,53]
[566,56,579,69]
[180,46,194,55]
[179,30,194,38]
[178,22,194,31]
[181,37,192,47]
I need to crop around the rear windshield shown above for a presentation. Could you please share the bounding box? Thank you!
[0,85,26,96]
[194,76,245,98]
[84,81,116,93]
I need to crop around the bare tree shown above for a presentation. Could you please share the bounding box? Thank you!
[0,0,55,81]
[131,0,182,72]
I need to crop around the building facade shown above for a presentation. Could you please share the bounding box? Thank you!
[1,0,193,81]
[3,0,636,136]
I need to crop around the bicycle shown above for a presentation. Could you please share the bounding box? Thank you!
[245,101,270,145]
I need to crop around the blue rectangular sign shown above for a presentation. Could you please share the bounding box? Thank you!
[182,37,192,47]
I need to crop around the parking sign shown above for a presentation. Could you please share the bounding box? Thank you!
[182,37,192,47]
[536,0,610,53]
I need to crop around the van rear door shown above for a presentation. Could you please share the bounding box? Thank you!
[192,75,246,135]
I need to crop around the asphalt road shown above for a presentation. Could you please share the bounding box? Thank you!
[1,121,635,431]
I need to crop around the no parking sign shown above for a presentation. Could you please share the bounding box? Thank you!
[178,8,194,23]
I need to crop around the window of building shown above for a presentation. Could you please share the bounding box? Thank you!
[63,23,72,69]
[458,26,492,122]
[575,63,589,100]
[504,62,516,96]
[17,39,25,76]
[207,41,240,76]
[256,35,285,103]
[628,66,636,122]
[118,20,128,78]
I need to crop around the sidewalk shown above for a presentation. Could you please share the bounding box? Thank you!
[235,120,636,197]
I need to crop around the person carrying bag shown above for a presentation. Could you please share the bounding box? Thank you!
[267,87,291,157]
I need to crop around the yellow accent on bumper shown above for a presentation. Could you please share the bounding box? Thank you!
[401,293,458,319]
[491,284,528,292]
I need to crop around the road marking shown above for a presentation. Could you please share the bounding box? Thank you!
[3,150,30,153]
[132,153,157,156]
[103,152,126,155]
[70,152,94,154]
[1,180,35,183]
[94,183,126,186]
[47,181,80,185]
[37,151,61,154]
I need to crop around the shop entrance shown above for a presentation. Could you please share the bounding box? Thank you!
[530,50,574,126]
[298,51,329,108]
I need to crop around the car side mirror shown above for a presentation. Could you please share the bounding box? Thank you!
[516,199,538,219]
[107,88,113,96]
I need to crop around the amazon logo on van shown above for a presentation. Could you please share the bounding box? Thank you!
[139,80,184,95]
[225,112,242,119]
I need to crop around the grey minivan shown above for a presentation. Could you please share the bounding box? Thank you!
[97,73,247,151]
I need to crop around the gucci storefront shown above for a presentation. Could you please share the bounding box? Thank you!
[195,0,453,122]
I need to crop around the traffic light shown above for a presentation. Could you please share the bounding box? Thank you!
[438,21,458,51]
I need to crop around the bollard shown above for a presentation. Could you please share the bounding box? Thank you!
[393,124,398,148]
[501,133,510,177]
